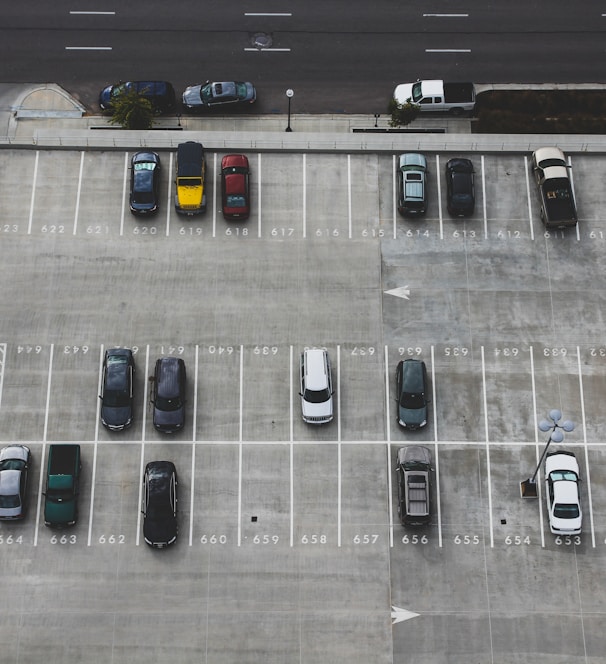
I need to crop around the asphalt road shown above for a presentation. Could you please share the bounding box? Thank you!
[1,1,606,113]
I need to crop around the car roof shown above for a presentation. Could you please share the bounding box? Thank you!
[303,349,329,390]
[400,359,425,392]
[0,469,21,496]
[156,357,184,399]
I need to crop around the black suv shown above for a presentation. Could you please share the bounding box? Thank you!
[151,357,186,433]
[99,81,177,114]
[99,348,135,430]
[142,460,178,548]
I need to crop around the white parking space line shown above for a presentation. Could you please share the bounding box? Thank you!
[383,346,395,548]
[523,156,535,241]
[480,155,488,239]
[431,345,443,547]
[27,151,39,235]
[567,156,581,242]
[65,46,112,51]
[392,154,397,239]
[120,152,128,236]
[257,153,262,238]
[135,346,150,546]
[34,344,54,546]
[528,346,546,548]
[425,49,471,53]
[212,153,218,238]
[0,344,5,409]
[72,151,84,235]
[237,346,244,546]
[302,154,307,238]
[290,347,294,547]
[244,12,292,16]
[435,155,443,239]
[88,345,104,545]
[347,155,352,239]
[337,345,343,547]
[576,347,595,547]
[165,152,173,237]
[190,346,199,545]
[423,13,468,17]
[480,346,495,548]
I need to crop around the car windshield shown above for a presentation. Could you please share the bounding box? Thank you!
[134,162,156,172]
[411,82,423,102]
[0,459,25,471]
[554,503,580,519]
[226,195,246,207]
[0,494,20,508]
[200,84,213,103]
[550,470,577,482]
[304,388,331,404]
[400,392,424,409]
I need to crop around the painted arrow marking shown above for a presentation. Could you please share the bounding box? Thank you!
[384,286,410,300]
[391,605,420,625]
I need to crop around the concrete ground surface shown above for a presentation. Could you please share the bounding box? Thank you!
[0,84,605,664]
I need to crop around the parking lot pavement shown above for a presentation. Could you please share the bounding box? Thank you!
[2,144,606,663]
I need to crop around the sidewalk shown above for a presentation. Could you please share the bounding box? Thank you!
[1,83,605,154]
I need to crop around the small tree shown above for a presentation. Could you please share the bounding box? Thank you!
[106,88,155,130]
[388,97,421,128]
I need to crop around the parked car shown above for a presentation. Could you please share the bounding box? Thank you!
[130,151,161,215]
[221,154,250,220]
[299,349,334,424]
[396,446,432,526]
[182,80,256,111]
[99,81,177,114]
[396,359,428,430]
[397,153,428,216]
[99,348,135,430]
[545,451,582,535]
[174,141,206,215]
[142,461,178,548]
[151,357,186,433]
[445,158,475,217]
[0,445,31,520]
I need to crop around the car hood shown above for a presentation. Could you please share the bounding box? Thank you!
[153,406,184,431]
[144,513,177,547]
[302,399,333,420]
[182,85,202,107]
[398,406,427,428]
[394,83,414,105]
[101,405,132,429]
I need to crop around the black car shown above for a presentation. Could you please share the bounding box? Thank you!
[396,359,429,430]
[0,445,31,520]
[445,158,475,217]
[182,80,256,111]
[130,152,161,215]
[99,81,177,114]
[142,461,178,548]
[99,348,135,431]
[151,357,186,433]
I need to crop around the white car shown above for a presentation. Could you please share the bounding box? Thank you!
[545,451,582,535]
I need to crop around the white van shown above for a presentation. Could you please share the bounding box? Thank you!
[299,349,334,424]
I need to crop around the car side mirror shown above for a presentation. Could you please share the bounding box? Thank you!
[298,392,303,397]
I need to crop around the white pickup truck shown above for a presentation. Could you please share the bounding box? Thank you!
[393,79,476,115]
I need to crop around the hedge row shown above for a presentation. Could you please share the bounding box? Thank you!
[474,91,606,134]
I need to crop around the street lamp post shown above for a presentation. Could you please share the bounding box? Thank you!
[285,88,294,132]
[520,409,575,498]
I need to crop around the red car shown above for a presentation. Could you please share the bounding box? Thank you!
[221,154,250,220]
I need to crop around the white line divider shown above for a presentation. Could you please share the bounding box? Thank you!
[435,155,443,239]
[257,153,262,238]
[384,345,393,548]
[237,345,244,546]
[529,346,545,549]
[190,345,199,546]
[290,344,294,547]
[119,152,128,236]
[87,345,104,545]
[27,151,39,235]
[34,343,54,546]
[73,151,84,235]
[337,345,342,547]
[165,152,173,236]
[524,156,535,241]
[577,347,595,547]
[431,345,443,548]
[480,346,495,548]
[135,345,150,546]
[0,343,6,410]
[212,152,218,238]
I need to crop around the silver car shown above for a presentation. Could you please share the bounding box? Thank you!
[0,445,31,520]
